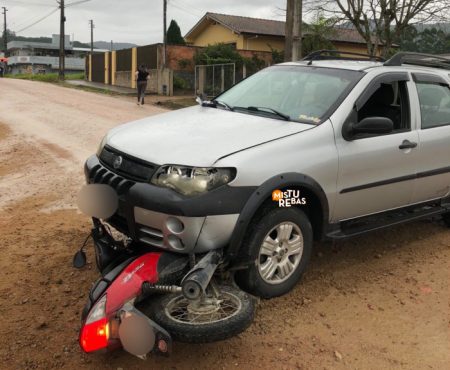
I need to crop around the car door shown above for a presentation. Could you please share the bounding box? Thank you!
[410,72,450,203]
[333,73,419,221]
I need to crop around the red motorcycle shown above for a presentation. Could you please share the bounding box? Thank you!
[75,185,256,359]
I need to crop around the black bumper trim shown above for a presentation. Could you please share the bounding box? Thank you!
[85,155,256,227]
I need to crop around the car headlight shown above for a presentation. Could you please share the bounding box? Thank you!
[151,165,236,196]
[96,135,108,157]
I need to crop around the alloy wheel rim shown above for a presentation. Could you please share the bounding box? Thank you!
[257,222,304,284]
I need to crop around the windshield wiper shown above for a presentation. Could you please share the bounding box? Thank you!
[234,106,290,121]
[212,99,234,111]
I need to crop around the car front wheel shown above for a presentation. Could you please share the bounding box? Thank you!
[236,207,313,298]
[443,212,450,227]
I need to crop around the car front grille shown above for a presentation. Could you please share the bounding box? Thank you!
[87,163,135,195]
[99,146,157,182]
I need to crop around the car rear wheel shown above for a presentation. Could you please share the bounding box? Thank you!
[236,207,313,299]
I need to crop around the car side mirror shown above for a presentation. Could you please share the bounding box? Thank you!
[352,117,394,136]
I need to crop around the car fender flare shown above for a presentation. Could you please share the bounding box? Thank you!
[227,172,329,262]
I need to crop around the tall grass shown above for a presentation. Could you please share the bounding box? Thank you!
[6,72,84,83]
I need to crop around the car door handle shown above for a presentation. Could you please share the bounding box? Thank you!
[399,140,417,150]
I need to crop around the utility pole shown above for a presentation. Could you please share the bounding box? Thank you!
[110,40,113,51]
[58,0,65,81]
[2,7,7,57]
[89,20,94,53]
[163,0,167,68]
[284,0,302,61]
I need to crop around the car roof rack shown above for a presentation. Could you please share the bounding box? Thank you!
[384,52,450,70]
[302,50,385,65]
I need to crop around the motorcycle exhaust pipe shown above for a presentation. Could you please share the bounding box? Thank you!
[181,251,221,300]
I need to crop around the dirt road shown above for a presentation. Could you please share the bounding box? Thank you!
[0,79,449,370]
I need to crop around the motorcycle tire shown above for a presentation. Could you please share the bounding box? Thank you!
[142,285,256,343]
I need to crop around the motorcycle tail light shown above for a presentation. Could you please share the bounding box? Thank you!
[80,295,110,353]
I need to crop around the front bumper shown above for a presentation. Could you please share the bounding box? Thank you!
[84,155,255,253]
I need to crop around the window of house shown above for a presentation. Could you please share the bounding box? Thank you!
[416,82,450,129]
[357,81,410,132]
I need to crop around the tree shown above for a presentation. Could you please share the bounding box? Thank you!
[0,29,15,49]
[167,20,185,45]
[302,14,336,55]
[398,26,450,54]
[313,0,450,57]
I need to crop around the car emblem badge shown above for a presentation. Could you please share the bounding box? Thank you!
[113,155,123,169]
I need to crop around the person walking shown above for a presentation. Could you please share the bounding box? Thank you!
[136,64,149,105]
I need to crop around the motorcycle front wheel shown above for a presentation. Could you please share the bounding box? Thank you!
[142,285,256,343]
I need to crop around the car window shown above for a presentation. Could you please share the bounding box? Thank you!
[217,66,363,124]
[416,83,450,129]
[357,81,410,133]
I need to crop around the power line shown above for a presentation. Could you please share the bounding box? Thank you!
[170,0,202,18]
[4,0,56,7]
[15,7,58,33]
[172,0,204,14]
[13,0,92,34]
[66,0,92,9]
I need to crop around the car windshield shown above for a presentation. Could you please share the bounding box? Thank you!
[216,65,363,124]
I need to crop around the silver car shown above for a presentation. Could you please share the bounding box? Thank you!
[85,52,450,298]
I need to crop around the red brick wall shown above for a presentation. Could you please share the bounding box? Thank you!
[167,45,203,72]
[166,45,274,71]
[237,49,273,66]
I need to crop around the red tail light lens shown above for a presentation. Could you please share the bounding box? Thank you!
[80,295,109,353]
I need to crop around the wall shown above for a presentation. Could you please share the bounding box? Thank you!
[331,41,383,56]
[238,49,273,65]
[242,35,285,52]
[7,55,85,70]
[189,23,243,49]
[115,71,132,87]
[166,45,200,71]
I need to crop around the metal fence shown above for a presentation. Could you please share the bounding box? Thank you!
[116,48,132,72]
[195,63,235,98]
[137,44,158,69]
[91,53,105,83]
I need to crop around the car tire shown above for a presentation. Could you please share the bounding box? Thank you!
[235,207,313,299]
[443,212,450,227]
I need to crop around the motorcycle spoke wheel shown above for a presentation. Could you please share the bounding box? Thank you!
[142,285,255,343]
[165,292,242,325]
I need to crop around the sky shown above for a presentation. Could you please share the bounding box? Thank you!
[4,0,287,45]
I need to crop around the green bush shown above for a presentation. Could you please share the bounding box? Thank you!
[177,58,192,70]
[194,43,243,67]
[173,75,189,90]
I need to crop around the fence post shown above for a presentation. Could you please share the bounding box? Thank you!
[131,47,137,89]
[88,54,92,82]
[111,50,116,85]
[221,65,225,92]
[104,51,109,84]
[198,65,205,95]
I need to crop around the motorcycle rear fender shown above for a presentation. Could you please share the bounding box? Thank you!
[82,252,189,322]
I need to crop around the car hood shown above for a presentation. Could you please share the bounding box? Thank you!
[106,105,313,167]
